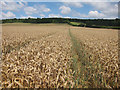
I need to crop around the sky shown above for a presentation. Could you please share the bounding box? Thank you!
[0,0,119,19]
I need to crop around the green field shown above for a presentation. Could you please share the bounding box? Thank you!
[69,22,120,29]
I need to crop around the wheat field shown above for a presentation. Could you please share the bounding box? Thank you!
[1,23,119,88]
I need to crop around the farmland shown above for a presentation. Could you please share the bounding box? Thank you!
[1,23,120,88]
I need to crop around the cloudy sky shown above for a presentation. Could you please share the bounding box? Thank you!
[0,1,119,19]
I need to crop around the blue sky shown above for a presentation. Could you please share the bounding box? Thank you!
[0,1,119,19]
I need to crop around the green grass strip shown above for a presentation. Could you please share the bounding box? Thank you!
[68,28,105,88]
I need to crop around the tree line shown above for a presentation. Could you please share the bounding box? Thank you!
[1,18,120,29]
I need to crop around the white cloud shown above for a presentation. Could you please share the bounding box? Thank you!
[71,10,105,19]
[24,4,50,16]
[40,14,45,18]
[59,0,119,2]
[49,14,62,18]
[24,7,38,15]
[87,2,118,18]
[88,11,105,18]
[64,2,83,8]
[1,2,26,11]
[71,2,118,19]
[59,6,71,14]
[2,11,16,19]
[20,16,37,19]
[64,16,71,18]
[34,4,51,13]
[40,5,50,12]
[1,0,15,1]
[0,14,2,20]
[0,0,119,2]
